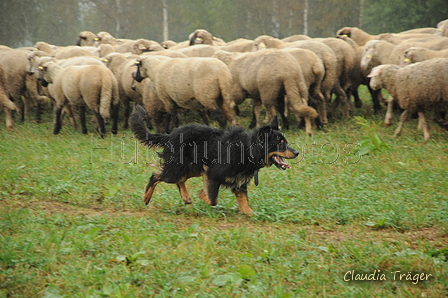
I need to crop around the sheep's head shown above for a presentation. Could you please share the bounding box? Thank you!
[367,65,389,90]
[36,65,51,87]
[189,29,214,46]
[336,27,353,38]
[78,31,98,47]
[133,59,145,83]
[435,19,448,37]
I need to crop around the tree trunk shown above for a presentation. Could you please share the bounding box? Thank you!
[163,0,169,41]
[359,0,364,28]
[303,0,309,36]
[271,0,280,38]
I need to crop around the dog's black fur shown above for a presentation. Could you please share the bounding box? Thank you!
[130,105,299,215]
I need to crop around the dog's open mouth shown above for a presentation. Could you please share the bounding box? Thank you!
[272,155,291,170]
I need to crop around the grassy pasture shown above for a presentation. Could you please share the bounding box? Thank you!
[0,88,447,297]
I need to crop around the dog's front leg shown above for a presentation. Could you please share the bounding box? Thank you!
[232,185,253,216]
[177,182,192,204]
[198,172,213,205]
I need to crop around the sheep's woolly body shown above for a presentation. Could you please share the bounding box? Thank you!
[178,45,218,57]
[103,53,144,128]
[214,49,317,135]
[136,55,239,129]
[0,49,48,129]
[39,62,119,120]
[403,47,448,64]
[369,58,448,140]
[280,48,327,124]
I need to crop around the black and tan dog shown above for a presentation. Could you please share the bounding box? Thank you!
[130,105,298,215]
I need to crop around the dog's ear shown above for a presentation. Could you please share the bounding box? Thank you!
[269,116,279,130]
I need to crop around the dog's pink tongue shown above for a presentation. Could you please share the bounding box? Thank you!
[275,156,291,169]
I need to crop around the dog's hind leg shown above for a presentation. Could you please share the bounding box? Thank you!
[232,185,253,216]
[144,172,161,205]
[177,182,192,204]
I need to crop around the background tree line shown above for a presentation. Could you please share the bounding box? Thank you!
[1,0,447,48]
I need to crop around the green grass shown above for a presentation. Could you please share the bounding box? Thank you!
[1,89,447,297]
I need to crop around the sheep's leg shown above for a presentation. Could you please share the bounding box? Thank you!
[232,184,252,216]
[35,102,42,124]
[220,100,240,126]
[177,182,192,204]
[212,108,227,129]
[384,96,395,126]
[111,103,119,135]
[53,105,63,135]
[94,111,106,139]
[368,85,383,114]
[274,98,289,130]
[198,110,210,126]
[4,107,13,130]
[122,99,130,129]
[252,99,263,128]
[394,110,409,137]
[417,112,430,141]
[79,106,88,134]
[312,89,328,125]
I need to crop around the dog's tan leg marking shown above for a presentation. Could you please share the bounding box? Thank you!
[178,182,192,204]
[232,190,253,216]
[143,181,159,205]
[198,172,212,205]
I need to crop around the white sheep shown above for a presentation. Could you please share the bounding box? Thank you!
[36,61,119,137]
[368,58,448,140]
[134,55,240,131]
[402,46,448,65]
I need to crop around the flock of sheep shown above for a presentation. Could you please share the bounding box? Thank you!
[1,18,448,140]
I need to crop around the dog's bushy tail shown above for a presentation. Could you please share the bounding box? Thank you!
[130,105,169,148]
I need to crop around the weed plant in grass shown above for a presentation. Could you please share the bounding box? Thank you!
[0,88,447,297]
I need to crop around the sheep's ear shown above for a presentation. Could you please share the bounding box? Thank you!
[38,65,47,71]
[368,67,381,78]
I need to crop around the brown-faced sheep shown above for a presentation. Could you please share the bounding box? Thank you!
[115,39,164,55]
[133,55,240,131]
[252,35,287,49]
[96,31,120,46]
[77,31,99,46]
[36,61,119,137]
[160,40,177,49]
[102,52,143,129]
[0,48,48,129]
[336,27,377,46]
[368,58,448,140]
[214,49,318,135]
[402,46,448,64]
[189,29,225,46]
